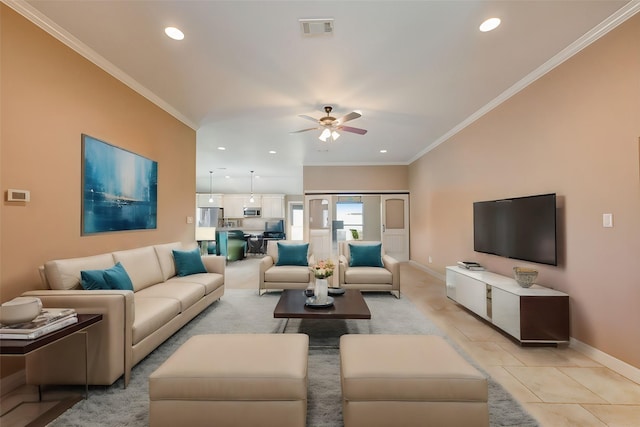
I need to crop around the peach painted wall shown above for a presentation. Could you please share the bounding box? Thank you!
[409,15,640,368]
[304,165,408,191]
[1,2,196,340]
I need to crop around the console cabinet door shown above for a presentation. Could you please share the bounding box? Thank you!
[491,287,521,340]
[448,271,487,319]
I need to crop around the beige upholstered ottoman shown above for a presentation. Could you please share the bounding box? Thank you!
[340,335,489,427]
[149,334,309,427]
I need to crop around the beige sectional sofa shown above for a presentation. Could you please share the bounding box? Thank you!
[22,242,225,387]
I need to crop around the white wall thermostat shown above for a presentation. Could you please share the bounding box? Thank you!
[6,189,31,202]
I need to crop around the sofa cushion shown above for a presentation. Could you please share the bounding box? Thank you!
[113,246,164,292]
[168,273,225,295]
[132,296,181,345]
[349,243,384,267]
[344,267,392,284]
[264,265,311,283]
[173,248,207,276]
[44,253,115,290]
[135,282,205,312]
[154,242,184,281]
[276,243,309,266]
[103,262,135,291]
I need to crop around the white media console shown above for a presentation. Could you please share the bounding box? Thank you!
[445,266,569,345]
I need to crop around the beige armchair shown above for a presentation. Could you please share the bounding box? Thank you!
[259,240,314,295]
[338,241,400,298]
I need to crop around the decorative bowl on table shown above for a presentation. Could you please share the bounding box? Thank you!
[328,287,345,296]
[513,267,538,288]
[0,297,43,325]
[305,296,334,308]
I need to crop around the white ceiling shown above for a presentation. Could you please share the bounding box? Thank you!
[16,0,636,194]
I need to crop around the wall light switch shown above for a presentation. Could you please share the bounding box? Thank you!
[603,213,613,228]
[186,216,194,224]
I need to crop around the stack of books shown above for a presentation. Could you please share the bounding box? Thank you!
[457,261,485,271]
[0,308,78,340]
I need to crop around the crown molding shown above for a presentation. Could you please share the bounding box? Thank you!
[2,0,198,130]
[409,1,640,164]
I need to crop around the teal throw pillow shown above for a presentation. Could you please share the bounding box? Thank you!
[80,269,111,290]
[349,243,384,268]
[276,243,309,266]
[173,248,207,276]
[103,262,134,291]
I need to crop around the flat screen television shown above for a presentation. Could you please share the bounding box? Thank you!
[473,193,557,266]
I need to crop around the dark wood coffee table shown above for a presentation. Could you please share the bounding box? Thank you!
[274,289,371,333]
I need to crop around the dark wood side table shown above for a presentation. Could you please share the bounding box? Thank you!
[0,313,103,400]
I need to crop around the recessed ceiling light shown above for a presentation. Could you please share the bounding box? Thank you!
[164,27,184,41]
[225,175,230,179]
[380,149,387,153]
[217,146,226,151]
[269,150,276,154]
[479,18,501,32]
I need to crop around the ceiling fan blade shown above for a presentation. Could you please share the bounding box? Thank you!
[290,127,319,134]
[298,114,320,123]
[335,111,361,125]
[339,125,368,135]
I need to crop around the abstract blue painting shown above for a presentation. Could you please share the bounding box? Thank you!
[82,134,157,234]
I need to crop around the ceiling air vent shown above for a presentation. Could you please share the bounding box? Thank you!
[299,18,334,36]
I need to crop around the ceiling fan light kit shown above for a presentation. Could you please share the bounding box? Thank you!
[319,128,340,142]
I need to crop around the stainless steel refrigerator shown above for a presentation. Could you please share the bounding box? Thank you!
[197,207,224,228]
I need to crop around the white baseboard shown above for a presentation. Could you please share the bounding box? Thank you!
[0,369,26,396]
[570,338,640,385]
[408,259,640,385]
[408,260,445,282]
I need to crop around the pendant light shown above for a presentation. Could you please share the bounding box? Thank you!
[249,170,255,203]
[208,171,213,203]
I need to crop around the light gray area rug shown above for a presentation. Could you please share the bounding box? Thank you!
[49,290,538,426]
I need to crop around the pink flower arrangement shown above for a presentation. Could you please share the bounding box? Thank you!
[312,259,335,279]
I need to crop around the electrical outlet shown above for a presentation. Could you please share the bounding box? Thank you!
[186,216,194,224]
[603,213,613,228]
[428,256,433,263]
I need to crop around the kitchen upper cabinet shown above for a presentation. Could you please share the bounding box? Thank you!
[262,195,285,218]
[220,194,284,218]
[223,195,245,218]
[196,193,223,207]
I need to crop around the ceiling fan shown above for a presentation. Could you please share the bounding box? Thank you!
[291,106,368,142]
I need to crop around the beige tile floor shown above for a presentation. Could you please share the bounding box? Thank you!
[3,256,640,426]
[397,262,640,427]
